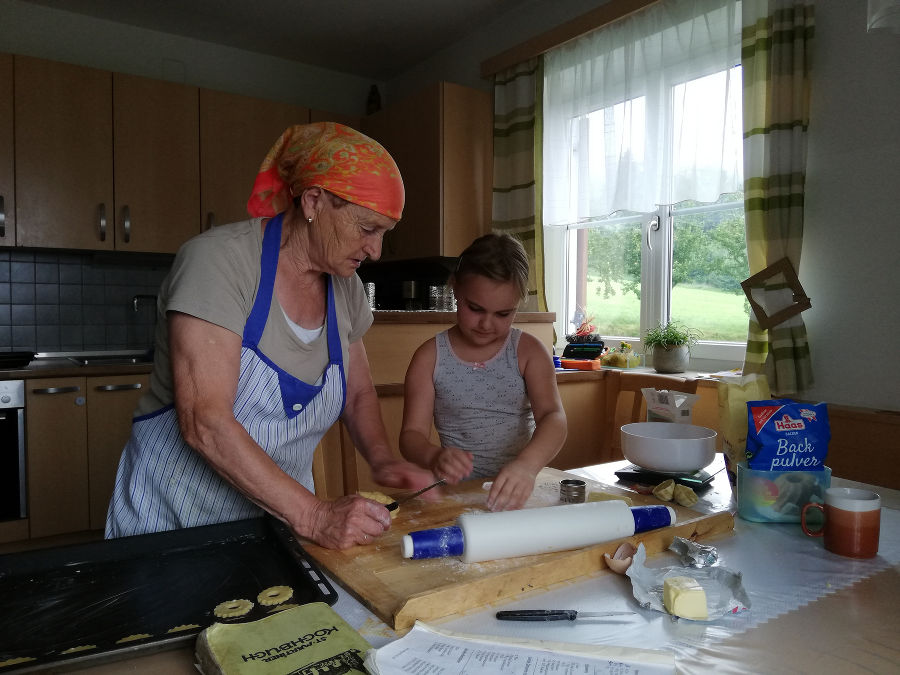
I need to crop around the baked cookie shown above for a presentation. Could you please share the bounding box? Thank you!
[213,599,254,619]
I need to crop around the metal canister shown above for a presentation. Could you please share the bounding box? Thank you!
[559,479,587,504]
[364,282,376,309]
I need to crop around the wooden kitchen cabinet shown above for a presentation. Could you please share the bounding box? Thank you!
[14,56,115,251]
[362,82,492,261]
[25,377,90,539]
[112,73,200,253]
[86,373,150,529]
[0,53,13,247]
[25,373,148,539]
[14,56,200,253]
[199,88,310,229]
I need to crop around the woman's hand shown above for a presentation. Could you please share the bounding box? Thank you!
[432,447,474,485]
[486,461,538,512]
[301,495,394,549]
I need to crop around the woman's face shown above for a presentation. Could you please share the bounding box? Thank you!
[453,274,521,348]
[310,196,396,277]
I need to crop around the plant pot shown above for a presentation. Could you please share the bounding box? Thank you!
[650,345,689,373]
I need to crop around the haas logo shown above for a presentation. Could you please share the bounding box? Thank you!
[774,414,805,431]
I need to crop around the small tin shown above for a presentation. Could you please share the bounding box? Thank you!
[364,282,376,309]
[559,479,586,504]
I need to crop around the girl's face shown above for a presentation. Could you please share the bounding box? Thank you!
[453,274,522,348]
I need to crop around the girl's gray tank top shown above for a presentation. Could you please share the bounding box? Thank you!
[432,328,535,479]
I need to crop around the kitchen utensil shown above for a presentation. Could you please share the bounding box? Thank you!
[620,422,716,473]
[386,478,446,511]
[496,610,635,621]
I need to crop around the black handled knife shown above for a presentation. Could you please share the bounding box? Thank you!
[496,609,635,621]
[386,478,446,511]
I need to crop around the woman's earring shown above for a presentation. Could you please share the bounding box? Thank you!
[307,217,313,224]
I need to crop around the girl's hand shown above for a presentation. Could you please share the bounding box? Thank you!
[433,447,473,484]
[486,461,537,511]
[300,495,393,549]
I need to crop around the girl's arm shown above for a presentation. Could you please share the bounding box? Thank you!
[399,338,473,483]
[487,332,567,510]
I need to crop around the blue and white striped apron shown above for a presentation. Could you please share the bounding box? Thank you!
[105,213,346,538]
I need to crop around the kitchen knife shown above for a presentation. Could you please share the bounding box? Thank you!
[386,478,446,511]
[495,610,635,621]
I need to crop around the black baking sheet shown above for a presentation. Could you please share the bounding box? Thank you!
[0,516,337,672]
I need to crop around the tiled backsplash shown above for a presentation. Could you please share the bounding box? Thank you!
[0,249,173,353]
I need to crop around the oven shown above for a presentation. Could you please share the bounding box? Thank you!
[0,380,27,521]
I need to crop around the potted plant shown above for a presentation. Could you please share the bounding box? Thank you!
[643,321,701,373]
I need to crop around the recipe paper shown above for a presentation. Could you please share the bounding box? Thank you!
[364,621,675,674]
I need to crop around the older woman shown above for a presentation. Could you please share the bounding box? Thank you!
[106,123,436,549]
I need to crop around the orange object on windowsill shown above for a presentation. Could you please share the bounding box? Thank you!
[559,358,603,370]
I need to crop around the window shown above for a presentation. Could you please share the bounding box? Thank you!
[543,0,745,369]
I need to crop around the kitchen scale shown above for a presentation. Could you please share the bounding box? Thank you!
[561,341,605,360]
[614,463,721,490]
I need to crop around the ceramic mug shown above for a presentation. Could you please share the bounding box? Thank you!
[801,487,881,558]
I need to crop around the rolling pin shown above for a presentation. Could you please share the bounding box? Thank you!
[400,500,675,562]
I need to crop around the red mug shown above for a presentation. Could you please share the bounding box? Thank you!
[801,487,881,558]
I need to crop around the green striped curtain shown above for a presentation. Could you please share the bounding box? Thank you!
[492,58,546,312]
[741,0,814,394]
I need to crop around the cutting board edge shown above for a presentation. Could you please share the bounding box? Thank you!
[391,509,736,631]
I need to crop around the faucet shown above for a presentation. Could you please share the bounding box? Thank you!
[132,294,158,312]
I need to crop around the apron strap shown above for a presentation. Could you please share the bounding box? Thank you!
[243,212,284,347]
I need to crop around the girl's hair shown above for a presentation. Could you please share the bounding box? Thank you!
[453,233,529,300]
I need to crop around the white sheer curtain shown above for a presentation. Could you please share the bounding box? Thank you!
[543,0,743,228]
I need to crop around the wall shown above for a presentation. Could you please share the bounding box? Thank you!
[0,249,167,352]
[0,0,376,116]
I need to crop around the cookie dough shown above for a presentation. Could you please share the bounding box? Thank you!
[359,490,399,518]
[61,645,97,654]
[257,585,294,606]
[213,599,254,619]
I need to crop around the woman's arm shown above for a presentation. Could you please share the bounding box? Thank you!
[341,340,438,491]
[487,332,567,511]
[169,312,391,548]
[399,339,473,483]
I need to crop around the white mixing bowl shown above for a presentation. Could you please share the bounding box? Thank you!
[621,422,717,473]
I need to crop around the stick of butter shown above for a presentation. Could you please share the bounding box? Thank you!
[663,576,708,620]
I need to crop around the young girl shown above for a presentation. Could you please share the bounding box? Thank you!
[399,234,567,511]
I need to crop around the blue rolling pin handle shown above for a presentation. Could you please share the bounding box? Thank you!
[407,526,465,559]
[630,504,677,533]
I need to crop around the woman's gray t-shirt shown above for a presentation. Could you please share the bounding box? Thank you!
[432,328,535,479]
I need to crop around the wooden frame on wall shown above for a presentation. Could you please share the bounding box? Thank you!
[740,257,812,330]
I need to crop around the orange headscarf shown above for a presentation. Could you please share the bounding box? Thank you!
[246,122,404,220]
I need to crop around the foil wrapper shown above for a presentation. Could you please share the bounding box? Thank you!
[669,536,719,567]
[626,543,751,621]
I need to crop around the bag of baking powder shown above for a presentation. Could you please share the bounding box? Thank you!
[745,399,830,471]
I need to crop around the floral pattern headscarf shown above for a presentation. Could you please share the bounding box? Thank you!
[247,122,404,220]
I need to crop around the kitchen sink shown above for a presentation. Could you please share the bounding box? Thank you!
[30,350,154,367]
[66,355,153,366]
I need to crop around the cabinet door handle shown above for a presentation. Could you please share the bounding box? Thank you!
[32,385,81,395]
[123,205,131,243]
[94,383,143,392]
[0,194,5,238]
[98,203,107,242]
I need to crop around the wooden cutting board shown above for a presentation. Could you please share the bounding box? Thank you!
[301,469,734,632]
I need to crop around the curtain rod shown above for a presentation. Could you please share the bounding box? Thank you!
[480,0,660,79]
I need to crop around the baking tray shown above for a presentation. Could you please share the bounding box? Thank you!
[0,517,337,672]
[0,351,35,369]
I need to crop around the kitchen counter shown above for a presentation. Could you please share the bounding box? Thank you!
[372,310,555,323]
